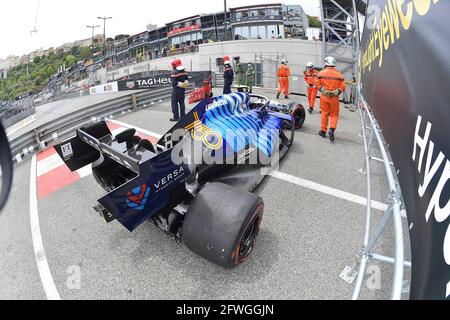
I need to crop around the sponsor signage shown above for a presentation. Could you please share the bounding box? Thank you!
[168,24,201,37]
[117,71,212,91]
[89,82,119,95]
[360,0,449,300]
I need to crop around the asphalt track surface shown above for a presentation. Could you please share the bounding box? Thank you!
[0,88,411,300]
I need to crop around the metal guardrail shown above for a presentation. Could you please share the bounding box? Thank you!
[341,90,411,300]
[10,87,172,164]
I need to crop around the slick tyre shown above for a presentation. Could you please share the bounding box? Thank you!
[183,182,264,269]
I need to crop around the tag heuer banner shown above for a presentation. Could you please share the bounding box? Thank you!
[117,71,212,91]
[360,0,449,299]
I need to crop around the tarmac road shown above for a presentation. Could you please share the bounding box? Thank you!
[0,88,411,300]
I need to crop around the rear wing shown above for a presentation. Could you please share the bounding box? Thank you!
[54,121,191,232]
[54,121,140,173]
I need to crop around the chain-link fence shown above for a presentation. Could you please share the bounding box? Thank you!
[0,97,35,128]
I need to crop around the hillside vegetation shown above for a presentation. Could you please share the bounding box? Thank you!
[0,46,91,101]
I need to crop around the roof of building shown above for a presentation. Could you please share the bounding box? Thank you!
[166,15,200,26]
[230,3,283,11]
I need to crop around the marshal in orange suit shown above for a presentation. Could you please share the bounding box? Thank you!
[315,56,346,142]
[277,59,291,99]
[304,62,319,113]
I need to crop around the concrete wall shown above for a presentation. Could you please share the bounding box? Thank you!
[104,54,200,82]
[95,39,354,96]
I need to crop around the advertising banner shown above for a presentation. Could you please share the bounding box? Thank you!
[117,71,212,91]
[360,0,449,299]
[89,82,119,95]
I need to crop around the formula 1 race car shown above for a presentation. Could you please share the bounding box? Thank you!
[54,93,303,268]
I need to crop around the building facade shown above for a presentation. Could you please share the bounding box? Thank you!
[125,3,308,59]
[230,3,309,40]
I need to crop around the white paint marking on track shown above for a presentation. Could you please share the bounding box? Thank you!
[109,119,163,139]
[30,155,61,300]
[77,166,93,179]
[37,153,64,177]
[268,170,407,218]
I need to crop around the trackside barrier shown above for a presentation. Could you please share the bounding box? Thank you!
[9,87,172,164]
[341,90,411,300]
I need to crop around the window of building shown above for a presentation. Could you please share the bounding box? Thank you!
[201,16,214,29]
[202,29,216,42]
[234,27,239,39]
[277,25,285,38]
[258,25,266,39]
[250,26,258,39]
[249,10,259,17]
[234,26,250,40]
[266,8,281,16]
[267,25,277,39]
[216,13,225,25]
[242,26,250,39]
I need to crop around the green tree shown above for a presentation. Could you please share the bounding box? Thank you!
[80,47,91,59]
[65,55,77,67]
[71,46,81,56]
[308,15,322,28]
[45,65,56,77]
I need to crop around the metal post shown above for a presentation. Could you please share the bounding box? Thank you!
[352,0,361,87]
[87,25,100,48]
[224,0,228,41]
[319,0,327,62]
[97,16,113,47]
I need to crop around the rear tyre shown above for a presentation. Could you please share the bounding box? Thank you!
[183,182,264,269]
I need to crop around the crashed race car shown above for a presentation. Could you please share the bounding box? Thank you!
[55,93,304,268]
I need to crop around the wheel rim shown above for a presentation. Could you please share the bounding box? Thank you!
[238,215,261,260]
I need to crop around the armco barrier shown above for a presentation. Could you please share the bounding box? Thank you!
[9,87,172,164]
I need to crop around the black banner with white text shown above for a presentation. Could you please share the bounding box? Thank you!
[117,71,212,91]
[360,0,449,299]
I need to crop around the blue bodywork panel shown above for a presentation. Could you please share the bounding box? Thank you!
[99,93,290,232]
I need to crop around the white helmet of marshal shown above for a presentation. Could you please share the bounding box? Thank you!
[306,62,315,68]
[281,58,288,65]
[324,56,336,67]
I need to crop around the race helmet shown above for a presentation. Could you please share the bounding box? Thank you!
[171,58,182,69]
[306,62,315,68]
[324,56,336,67]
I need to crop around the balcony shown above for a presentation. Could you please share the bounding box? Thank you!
[231,14,283,24]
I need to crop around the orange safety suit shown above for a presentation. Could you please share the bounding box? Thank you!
[277,64,291,96]
[304,68,319,109]
[315,67,346,132]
